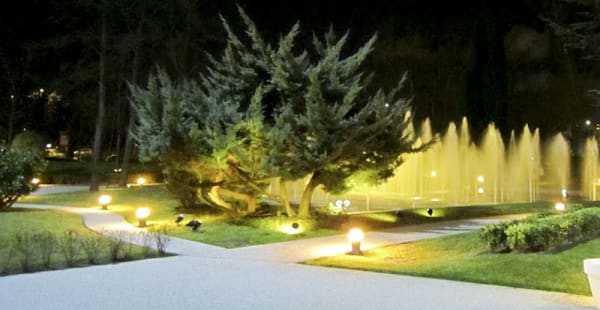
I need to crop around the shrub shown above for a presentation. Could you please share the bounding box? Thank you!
[578,208,600,237]
[34,231,57,268]
[105,230,125,262]
[139,231,153,258]
[479,222,511,252]
[81,235,104,264]
[149,225,171,256]
[165,169,202,208]
[121,232,136,260]
[0,145,46,209]
[60,230,80,267]
[493,207,600,252]
[10,131,45,155]
[12,231,37,272]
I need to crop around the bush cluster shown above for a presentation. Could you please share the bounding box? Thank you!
[0,145,46,209]
[2,228,169,274]
[480,207,600,252]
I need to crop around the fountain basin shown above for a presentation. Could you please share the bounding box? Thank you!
[584,259,600,309]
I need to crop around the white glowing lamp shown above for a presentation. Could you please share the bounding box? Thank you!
[136,207,150,227]
[431,170,437,177]
[477,175,485,183]
[348,228,364,255]
[30,178,40,185]
[136,177,146,187]
[478,187,485,194]
[98,194,112,210]
[555,202,566,211]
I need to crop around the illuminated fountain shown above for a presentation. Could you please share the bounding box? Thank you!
[276,117,596,212]
[582,137,599,200]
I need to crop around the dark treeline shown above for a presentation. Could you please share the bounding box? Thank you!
[0,0,598,159]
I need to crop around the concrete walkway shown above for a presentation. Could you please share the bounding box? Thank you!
[1,187,596,309]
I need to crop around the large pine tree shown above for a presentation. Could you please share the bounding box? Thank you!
[131,8,420,217]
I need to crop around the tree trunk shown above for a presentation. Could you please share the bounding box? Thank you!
[279,178,296,216]
[119,1,144,187]
[298,173,319,218]
[89,1,107,192]
[207,185,234,210]
[217,187,257,214]
[246,195,257,213]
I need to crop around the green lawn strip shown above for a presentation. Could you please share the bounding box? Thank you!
[0,208,158,275]
[22,186,593,249]
[306,231,599,296]
[21,186,338,248]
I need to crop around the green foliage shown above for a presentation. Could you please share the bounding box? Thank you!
[10,132,45,155]
[482,207,600,252]
[60,230,80,267]
[131,8,418,216]
[0,145,46,209]
[34,231,58,268]
[479,222,511,252]
[164,169,202,208]
[13,231,37,272]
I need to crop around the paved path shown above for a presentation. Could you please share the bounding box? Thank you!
[0,187,595,309]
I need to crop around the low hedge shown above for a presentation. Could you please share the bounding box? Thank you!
[480,207,600,252]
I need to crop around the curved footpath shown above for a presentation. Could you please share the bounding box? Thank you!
[0,187,594,309]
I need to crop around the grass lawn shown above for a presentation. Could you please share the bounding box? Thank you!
[306,230,600,296]
[0,208,158,275]
[21,185,573,248]
[20,186,339,248]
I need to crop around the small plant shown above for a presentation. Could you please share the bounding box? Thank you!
[106,230,125,262]
[81,235,104,264]
[479,222,511,252]
[60,230,80,267]
[13,231,37,272]
[1,245,14,274]
[34,231,57,268]
[139,231,153,258]
[121,232,136,260]
[149,225,171,256]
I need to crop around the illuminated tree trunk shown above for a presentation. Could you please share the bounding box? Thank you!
[279,178,296,216]
[298,173,319,218]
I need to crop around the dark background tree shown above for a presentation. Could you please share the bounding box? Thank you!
[1,0,599,181]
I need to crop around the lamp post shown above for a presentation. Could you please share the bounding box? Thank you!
[98,194,112,210]
[348,228,364,255]
[136,207,150,227]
